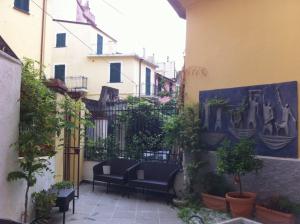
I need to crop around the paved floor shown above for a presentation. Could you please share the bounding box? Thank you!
[50,183,183,224]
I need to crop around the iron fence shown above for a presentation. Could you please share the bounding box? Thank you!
[84,99,181,164]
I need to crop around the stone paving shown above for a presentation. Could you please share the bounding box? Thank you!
[50,183,183,224]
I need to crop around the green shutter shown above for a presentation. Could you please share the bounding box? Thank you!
[110,63,121,83]
[14,0,29,12]
[55,65,65,82]
[56,33,66,47]
[146,68,151,95]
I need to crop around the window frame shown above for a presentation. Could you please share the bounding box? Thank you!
[97,34,103,55]
[14,0,30,13]
[145,67,151,96]
[56,33,66,48]
[109,62,122,83]
[54,64,66,82]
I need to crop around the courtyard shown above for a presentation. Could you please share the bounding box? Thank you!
[49,183,183,224]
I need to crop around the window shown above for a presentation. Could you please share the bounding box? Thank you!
[110,63,121,83]
[14,0,30,12]
[97,34,103,55]
[54,65,65,82]
[56,33,66,48]
[145,68,151,95]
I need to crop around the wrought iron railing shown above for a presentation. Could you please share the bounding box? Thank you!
[65,76,88,92]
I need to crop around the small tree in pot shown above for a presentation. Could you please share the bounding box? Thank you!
[217,139,263,218]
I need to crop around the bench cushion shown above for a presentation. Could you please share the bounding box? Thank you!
[94,174,125,184]
[128,179,169,191]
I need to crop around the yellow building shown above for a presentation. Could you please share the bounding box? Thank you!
[51,19,157,100]
[0,0,53,75]
[169,0,300,156]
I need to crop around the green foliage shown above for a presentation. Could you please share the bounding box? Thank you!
[32,190,57,218]
[216,139,263,195]
[261,196,300,214]
[52,181,73,190]
[202,172,232,197]
[86,136,119,161]
[121,97,166,157]
[163,105,202,152]
[178,207,195,223]
[19,59,60,157]
[7,59,92,223]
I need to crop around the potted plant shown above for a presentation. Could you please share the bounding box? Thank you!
[201,172,232,212]
[217,139,263,218]
[52,180,73,191]
[256,196,299,224]
[32,190,57,220]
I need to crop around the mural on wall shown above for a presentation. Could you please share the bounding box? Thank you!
[199,81,298,158]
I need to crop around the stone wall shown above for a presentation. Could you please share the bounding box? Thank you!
[205,151,300,203]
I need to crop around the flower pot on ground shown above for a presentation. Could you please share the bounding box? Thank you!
[226,192,256,218]
[216,139,263,218]
[255,196,299,224]
[201,172,232,212]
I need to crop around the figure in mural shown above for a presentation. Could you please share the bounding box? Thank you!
[247,90,259,129]
[215,107,222,131]
[275,88,296,136]
[230,110,242,128]
[262,93,275,135]
[203,99,210,130]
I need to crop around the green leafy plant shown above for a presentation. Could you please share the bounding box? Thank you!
[216,139,263,196]
[202,172,232,197]
[7,59,62,223]
[52,181,73,190]
[163,104,202,153]
[7,59,92,223]
[32,190,57,218]
[260,196,300,214]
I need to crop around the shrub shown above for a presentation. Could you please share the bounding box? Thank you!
[32,190,57,218]
[217,139,263,196]
[202,172,231,197]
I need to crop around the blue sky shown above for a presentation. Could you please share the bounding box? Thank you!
[89,0,186,69]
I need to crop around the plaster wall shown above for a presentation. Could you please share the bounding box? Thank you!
[0,51,55,222]
[0,0,53,76]
[183,0,300,157]
[52,21,156,100]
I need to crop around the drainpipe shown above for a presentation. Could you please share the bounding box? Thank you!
[39,0,47,77]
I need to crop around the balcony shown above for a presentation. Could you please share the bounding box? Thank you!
[65,76,88,93]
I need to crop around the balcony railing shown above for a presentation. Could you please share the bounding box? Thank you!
[65,76,88,92]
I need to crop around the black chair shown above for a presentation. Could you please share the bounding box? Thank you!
[127,161,180,199]
[93,158,139,192]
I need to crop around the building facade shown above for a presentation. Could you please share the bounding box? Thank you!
[0,0,53,75]
[169,0,300,203]
[51,0,157,100]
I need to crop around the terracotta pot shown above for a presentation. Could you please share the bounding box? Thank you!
[255,205,295,224]
[226,192,256,218]
[201,193,227,212]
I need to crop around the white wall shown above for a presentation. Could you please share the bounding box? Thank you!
[51,0,78,21]
[0,51,56,222]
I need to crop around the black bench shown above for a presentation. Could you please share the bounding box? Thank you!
[93,159,139,192]
[127,161,180,199]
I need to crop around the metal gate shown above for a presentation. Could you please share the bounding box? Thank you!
[84,99,181,163]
